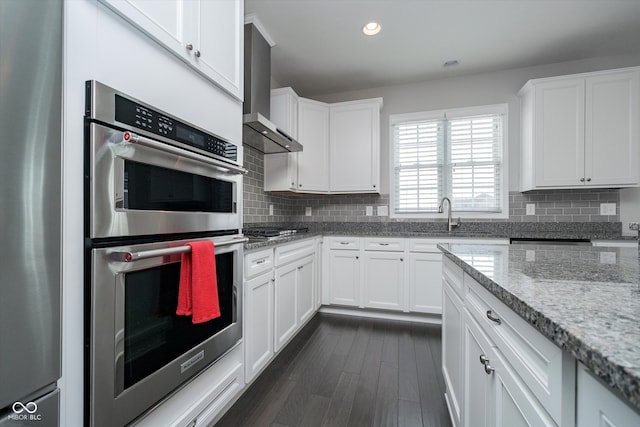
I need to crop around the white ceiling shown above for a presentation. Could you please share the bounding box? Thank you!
[244,0,640,97]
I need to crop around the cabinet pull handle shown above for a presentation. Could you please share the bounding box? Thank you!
[580,178,585,182]
[256,259,266,265]
[486,310,502,324]
[340,241,350,245]
[479,354,489,365]
[379,243,389,246]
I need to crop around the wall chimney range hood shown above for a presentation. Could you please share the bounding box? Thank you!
[243,23,302,153]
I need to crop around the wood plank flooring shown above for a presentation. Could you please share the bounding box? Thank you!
[215,313,452,427]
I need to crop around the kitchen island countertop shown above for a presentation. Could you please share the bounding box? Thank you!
[438,242,640,412]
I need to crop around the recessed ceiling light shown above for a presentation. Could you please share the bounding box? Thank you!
[443,60,460,67]
[362,21,381,36]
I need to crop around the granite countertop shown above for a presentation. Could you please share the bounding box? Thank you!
[438,242,640,411]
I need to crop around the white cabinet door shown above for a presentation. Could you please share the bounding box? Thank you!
[296,255,315,325]
[274,262,297,352]
[328,250,360,306]
[585,70,639,186]
[190,0,243,99]
[443,279,464,427]
[491,349,556,427]
[297,98,330,192]
[98,0,243,100]
[265,87,299,191]
[577,363,640,427]
[463,312,494,427]
[533,78,585,188]
[408,252,443,314]
[362,251,404,310]
[99,0,187,53]
[244,271,274,383]
[329,99,381,193]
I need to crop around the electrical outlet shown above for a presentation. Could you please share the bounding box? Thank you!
[365,206,373,216]
[600,252,616,264]
[377,205,389,216]
[600,203,616,215]
[269,204,274,216]
[526,250,535,262]
[305,206,312,216]
[525,204,536,215]
[629,222,640,231]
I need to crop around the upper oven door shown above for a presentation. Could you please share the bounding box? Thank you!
[88,122,243,239]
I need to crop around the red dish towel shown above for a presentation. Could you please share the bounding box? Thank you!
[176,241,221,324]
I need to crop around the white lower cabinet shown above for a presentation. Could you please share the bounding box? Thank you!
[408,252,443,313]
[244,271,274,383]
[362,251,404,310]
[327,249,361,306]
[442,257,574,427]
[243,238,319,384]
[463,311,493,427]
[577,363,640,427]
[296,255,315,325]
[442,265,464,427]
[274,262,298,352]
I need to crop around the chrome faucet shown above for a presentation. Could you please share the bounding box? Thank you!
[438,197,460,232]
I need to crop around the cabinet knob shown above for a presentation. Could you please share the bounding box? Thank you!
[580,178,585,182]
[586,178,591,182]
[299,184,302,187]
[356,256,359,260]
[186,43,193,51]
[400,258,403,262]
[194,50,201,58]
[484,363,495,375]
[291,182,295,186]
[373,185,376,188]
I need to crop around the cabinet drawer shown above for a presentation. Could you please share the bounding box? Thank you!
[363,237,405,252]
[408,238,444,253]
[464,274,575,426]
[327,236,361,250]
[245,249,274,279]
[274,238,314,266]
[442,256,464,297]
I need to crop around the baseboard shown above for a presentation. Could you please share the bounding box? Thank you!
[318,305,442,325]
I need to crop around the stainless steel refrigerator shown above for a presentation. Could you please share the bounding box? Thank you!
[0,0,63,426]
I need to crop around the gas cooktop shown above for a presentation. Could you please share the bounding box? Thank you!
[243,226,309,240]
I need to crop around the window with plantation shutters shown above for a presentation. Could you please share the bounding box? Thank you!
[390,105,507,218]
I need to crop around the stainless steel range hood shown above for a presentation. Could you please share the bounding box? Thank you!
[243,23,302,153]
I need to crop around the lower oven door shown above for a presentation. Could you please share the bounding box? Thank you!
[87,122,243,239]
[89,235,244,427]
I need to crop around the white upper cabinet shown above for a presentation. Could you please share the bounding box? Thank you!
[296,98,330,192]
[99,0,244,100]
[266,91,382,194]
[265,87,300,191]
[519,67,639,191]
[329,99,382,193]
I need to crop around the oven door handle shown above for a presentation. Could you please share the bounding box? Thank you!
[115,237,248,262]
[123,131,248,175]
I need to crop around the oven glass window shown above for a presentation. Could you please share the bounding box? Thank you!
[123,160,233,213]
[123,252,234,389]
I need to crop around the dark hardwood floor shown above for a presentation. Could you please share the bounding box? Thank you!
[215,313,453,427]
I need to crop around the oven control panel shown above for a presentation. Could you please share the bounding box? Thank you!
[114,94,237,162]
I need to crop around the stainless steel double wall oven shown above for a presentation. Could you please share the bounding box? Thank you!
[84,81,246,427]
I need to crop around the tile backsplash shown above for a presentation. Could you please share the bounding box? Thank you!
[243,145,620,224]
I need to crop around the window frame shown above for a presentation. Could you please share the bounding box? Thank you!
[389,104,509,220]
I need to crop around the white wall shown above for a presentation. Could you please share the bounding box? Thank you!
[311,53,640,228]
[61,1,242,425]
